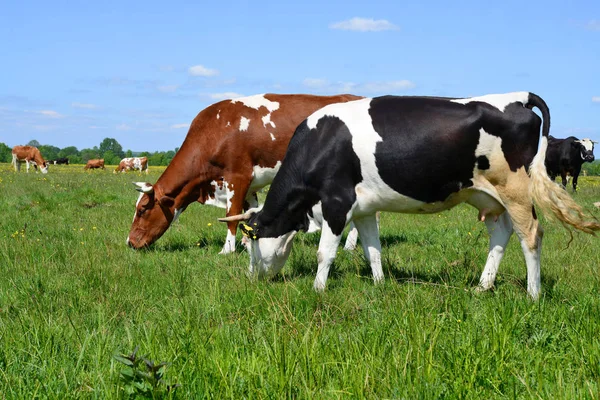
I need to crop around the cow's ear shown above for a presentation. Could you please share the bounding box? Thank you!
[159,195,175,208]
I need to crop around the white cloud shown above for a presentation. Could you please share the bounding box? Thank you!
[189,64,219,77]
[116,123,133,131]
[362,80,416,92]
[329,17,399,32]
[303,78,330,88]
[592,96,600,103]
[157,85,179,93]
[586,20,600,31]
[171,123,189,129]
[208,92,244,100]
[72,102,97,109]
[38,110,64,118]
[302,78,415,94]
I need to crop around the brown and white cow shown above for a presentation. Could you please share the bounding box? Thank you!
[127,93,361,253]
[11,145,48,173]
[84,159,105,170]
[114,157,149,174]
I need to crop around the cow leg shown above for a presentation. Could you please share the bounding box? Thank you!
[504,203,543,300]
[352,214,384,284]
[219,177,252,255]
[560,172,568,188]
[343,223,359,250]
[25,160,31,173]
[572,167,581,192]
[314,220,344,291]
[477,211,513,292]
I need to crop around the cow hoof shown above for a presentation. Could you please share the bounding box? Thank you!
[313,281,326,292]
[218,247,235,255]
[474,284,493,293]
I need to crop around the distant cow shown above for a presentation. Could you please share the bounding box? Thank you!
[52,157,69,165]
[222,92,600,300]
[11,145,48,174]
[84,159,105,170]
[115,157,148,174]
[127,93,361,254]
[545,135,596,192]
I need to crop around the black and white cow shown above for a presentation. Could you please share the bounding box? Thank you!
[221,92,600,300]
[545,135,596,192]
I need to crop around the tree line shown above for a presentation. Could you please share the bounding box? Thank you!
[0,138,179,166]
[1,137,599,175]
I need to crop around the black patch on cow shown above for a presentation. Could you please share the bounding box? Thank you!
[253,118,363,237]
[369,96,480,203]
[476,156,490,170]
[532,206,537,220]
[368,97,543,203]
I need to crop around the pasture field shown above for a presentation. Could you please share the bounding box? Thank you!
[1,162,600,399]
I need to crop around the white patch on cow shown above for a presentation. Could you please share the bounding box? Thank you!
[172,208,183,224]
[226,121,231,127]
[204,180,228,209]
[261,113,276,129]
[307,202,324,233]
[226,183,235,212]
[231,94,280,113]
[269,133,276,141]
[216,110,220,120]
[577,139,594,152]
[452,92,530,112]
[239,116,250,131]
[219,230,237,254]
[249,161,282,191]
[474,128,502,157]
[133,192,144,222]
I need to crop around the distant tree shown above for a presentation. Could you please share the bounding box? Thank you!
[99,138,124,159]
[27,139,41,147]
[58,146,79,157]
[125,149,133,158]
[102,150,120,165]
[0,142,12,163]
[80,148,101,162]
[139,151,150,158]
[39,145,60,161]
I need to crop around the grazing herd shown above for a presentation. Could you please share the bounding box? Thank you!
[10,92,600,298]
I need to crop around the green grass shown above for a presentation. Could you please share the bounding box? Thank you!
[1,162,600,398]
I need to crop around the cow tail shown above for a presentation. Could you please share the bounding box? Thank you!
[527,92,600,234]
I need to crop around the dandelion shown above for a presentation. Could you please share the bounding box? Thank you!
[80,242,84,245]
[207,223,212,227]
[79,228,84,231]
[92,226,97,230]
[468,232,472,236]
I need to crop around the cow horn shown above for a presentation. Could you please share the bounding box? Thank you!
[218,206,262,222]
[133,182,154,194]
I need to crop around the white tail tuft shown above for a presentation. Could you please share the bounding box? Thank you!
[530,136,600,234]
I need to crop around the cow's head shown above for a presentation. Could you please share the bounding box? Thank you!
[40,161,48,174]
[127,182,176,249]
[219,201,313,278]
[575,139,596,162]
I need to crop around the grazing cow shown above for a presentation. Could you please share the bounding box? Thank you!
[115,157,149,174]
[11,145,48,174]
[84,159,105,170]
[545,135,596,192]
[221,92,600,299]
[127,93,362,253]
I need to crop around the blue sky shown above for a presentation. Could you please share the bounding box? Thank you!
[1,0,599,152]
